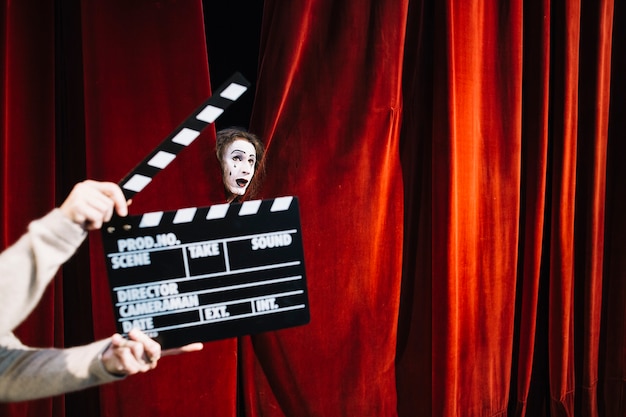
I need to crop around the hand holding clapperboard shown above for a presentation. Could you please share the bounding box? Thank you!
[100,73,310,349]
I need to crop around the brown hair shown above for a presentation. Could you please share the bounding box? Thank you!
[215,128,266,202]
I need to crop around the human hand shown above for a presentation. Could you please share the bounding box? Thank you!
[101,329,204,377]
[59,180,128,230]
[101,328,161,376]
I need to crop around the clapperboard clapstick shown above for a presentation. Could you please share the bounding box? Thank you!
[101,73,310,349]
[118,72,251,201]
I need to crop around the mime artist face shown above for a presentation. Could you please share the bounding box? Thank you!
[221,138,257,197]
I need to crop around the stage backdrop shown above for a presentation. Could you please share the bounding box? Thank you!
[1,1,625,417]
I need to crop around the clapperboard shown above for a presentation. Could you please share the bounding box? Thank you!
[101,73,310,349]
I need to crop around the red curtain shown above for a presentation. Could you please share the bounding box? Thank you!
[242,1,406,415]
[0,1,61,416]
[1,0,625,416]
[80,2,238,417]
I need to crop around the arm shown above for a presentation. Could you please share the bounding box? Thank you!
[0,332,120,402]
[0,180,127,336]
[0,210,86,336]
[0,328,203,402]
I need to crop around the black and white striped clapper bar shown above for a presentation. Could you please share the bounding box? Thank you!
[100,73,309,348]
[118,72,251,201]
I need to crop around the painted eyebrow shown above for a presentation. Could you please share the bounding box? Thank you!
[230,149,256,158]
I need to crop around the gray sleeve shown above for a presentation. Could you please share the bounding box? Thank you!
[0,333,123,402]
[0,209,86,335]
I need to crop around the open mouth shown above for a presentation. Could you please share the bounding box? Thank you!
[235,179,249,187]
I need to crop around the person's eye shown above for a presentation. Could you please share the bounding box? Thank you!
[233,155,242,161]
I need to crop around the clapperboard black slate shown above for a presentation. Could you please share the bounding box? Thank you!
[101,197,310,349]
[100,72,310,349]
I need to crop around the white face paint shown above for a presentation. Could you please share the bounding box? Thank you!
[222,139,257,197]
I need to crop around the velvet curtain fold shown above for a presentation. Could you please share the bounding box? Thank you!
[79,2,239,416]
[0,1,64,416]
[1,0,625,416]
[396,0,619,416]
[241,1,406,415]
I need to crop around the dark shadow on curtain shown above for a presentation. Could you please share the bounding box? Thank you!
[202,0,264,132]
[55,1,99,415]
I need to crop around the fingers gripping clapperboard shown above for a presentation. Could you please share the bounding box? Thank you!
[100,73,310,349]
